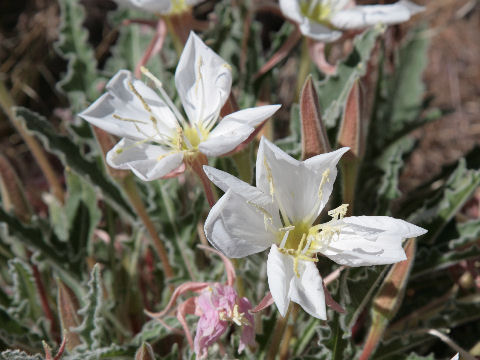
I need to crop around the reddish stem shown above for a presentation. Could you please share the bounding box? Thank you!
[189,154,216,207]
[53,337,67,360]
[30,256,59,341]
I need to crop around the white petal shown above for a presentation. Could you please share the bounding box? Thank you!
[106,138,183,181]
[289,260,327,320]
[331,1,425,30]
[128,0,171,12]
[203,166,272,206]
[217,105,281,129]
[175,32,232,127]
[203,166,281,230]
[267,245,294,317]
[279,0,304,24]
[198,127,253,157]
[204,189,276,258]
[256,138,348,224]
[199,105,281,157]
[79,70,178,142]
[322,216,427,266]
[303,147,350,217]
[299,18,343,42]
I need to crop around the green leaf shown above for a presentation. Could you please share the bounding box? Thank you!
[55,0,99,110]
[370,25,430,151]
[317,312,352,360]
[8,259,42,320]
[317,27,383,129]
[75,264,105,350]
[408,159,480,243]
[0,350,43,360]
[413,245,480,279]
[370,137,416,215]
[448,218,480,249]
[339,266,388,335]
[0,307,43,352]
[15,107,135,220]
[0,208,66,271]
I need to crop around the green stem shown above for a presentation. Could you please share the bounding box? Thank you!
[267,304,293,360]
[121,176,175,284]
[296,38,312,102]
[159,183,196,280]
[340,158,359,216]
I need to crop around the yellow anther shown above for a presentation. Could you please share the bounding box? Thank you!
[263,157,275,200]
[128,81,152,114]
[112,114,148,124]
[318,168,330,201]
[328,204,349,220]
[247,200,275,233]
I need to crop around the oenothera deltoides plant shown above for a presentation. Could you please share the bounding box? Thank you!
[204,137,427,320]
[79,32,280,205]
[147,246,255,359]
[279,0,424,42]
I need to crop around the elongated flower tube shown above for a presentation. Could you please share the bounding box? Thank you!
[203,137,427,319]
[114,0,202,15]
[279,0,424,42]
[79,32,280,182]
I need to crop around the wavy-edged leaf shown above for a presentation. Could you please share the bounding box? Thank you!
[339,266,388,335]
[370,25,431,151]
[318,27,383,129]
[55,0,99,110]
[0,208,66,271]
[408,159,480,243]
[15,107,135,220]
[8,259,42,320]
[75,264,105,350]
[373,137,416,214]
[0,350,43,360]
[0,307,43,352]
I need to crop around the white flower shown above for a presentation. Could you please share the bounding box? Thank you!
[203,137,427,319]
[79,32,280,181]
[114,0,202,15]
[279,0,424,42]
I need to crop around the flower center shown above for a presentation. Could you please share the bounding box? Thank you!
[170,0,189,15]
[179,123,210,151]
[218,304,250,327]
[278,204,349,277]
[300,0,332,24]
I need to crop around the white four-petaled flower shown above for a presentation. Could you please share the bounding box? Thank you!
[279,0,424,42]
[204,137,427,319]
[79,32,280,181]
[114,0,201,15]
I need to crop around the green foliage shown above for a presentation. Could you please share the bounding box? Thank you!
[75,264,106,350]
[0,350,43,360]
[409,159,480,243]
[55,0,100,110]
[318,26,383,129]
[15,107,135,220]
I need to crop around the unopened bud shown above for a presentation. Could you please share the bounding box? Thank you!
[300,75,331,160]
